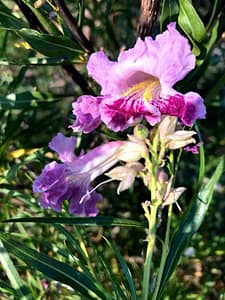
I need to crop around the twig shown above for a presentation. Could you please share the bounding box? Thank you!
[54,0,94,54]
[63,64,93,94]
[15,0,93,94]
[137,0,160,39]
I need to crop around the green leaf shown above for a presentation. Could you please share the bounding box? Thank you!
[178,0,208,43]
[0,11,28,29]
[104,238,137,300]
[157,157,224,299]
[98,253,127,300]
[160,0,179,31]
[2,216,142,228]
[0,239,34,300]
[0,56,84,65]
[0,279,15,296]
[18,28,84,59]
[0,234,108,300]
[21,0,59,35]
[0,91,62,110]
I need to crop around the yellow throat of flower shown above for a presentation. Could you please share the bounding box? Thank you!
[122,77,160,102]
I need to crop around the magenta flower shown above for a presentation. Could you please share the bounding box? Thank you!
[70,23,206,133]
[33,133,147,216]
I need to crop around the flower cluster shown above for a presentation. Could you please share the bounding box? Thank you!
[33,23,206,216]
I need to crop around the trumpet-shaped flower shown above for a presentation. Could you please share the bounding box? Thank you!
[70,23,206,133]
[33,133,147,216]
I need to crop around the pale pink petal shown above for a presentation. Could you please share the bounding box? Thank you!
[87,51,116,95]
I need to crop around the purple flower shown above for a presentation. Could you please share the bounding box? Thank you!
[33,133,147,216]
[184,143,201,154]
[70,23,206,133]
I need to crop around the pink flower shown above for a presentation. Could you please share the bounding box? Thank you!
[33,133,147,216]
[70,23,206,133]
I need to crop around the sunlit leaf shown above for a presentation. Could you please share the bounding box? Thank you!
[2,216,142,228]
[178,0,207,43]
[0,239,34,300]
[0,91,64,110]
[18,28,85,59]
[160,0,179,31]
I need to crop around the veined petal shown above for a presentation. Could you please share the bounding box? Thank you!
[33,161,66,193]
[70,95,102,133]
[152,22,195,87]
[100,96,161,131]
[40,178,68,212]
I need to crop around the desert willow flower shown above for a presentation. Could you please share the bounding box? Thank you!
[33,133,147,216]
[70,22,206,133]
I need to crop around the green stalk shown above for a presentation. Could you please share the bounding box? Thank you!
[142,203,159,300]
[142,125,161,300]
[151,204,173,300]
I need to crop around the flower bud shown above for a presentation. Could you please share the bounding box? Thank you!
[134,124,149,140]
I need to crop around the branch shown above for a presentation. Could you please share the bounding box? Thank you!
[15,0,93,94]
[54,0,94,54]
[137,0,160,39]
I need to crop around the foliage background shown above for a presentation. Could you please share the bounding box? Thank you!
[0,0,225,299]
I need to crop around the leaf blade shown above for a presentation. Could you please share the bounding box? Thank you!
[2,216,142,227]
[157,157,224,299]
[0,234,108,300]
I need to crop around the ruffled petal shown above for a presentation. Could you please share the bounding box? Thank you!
[89,23,195,97]
[49,133,77,163]
[87,51,116,95]
[39,178,68,212]
[182,92,206,126]
[147,22,196,87]
[70,95,102,133]
[151,92,206,126]
[100,96,161,131]
[33,161,65,193]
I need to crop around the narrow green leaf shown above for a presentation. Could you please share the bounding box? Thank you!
[157,157,224,299]
[21,0,59,35]
[0,239,34,300]
[54,224,88,261]
[0,234,108,300]
[0,11,28,29]
[18,28,84,59]
[104,238,137,300]
[0,279,15,296]
[98,253,127,300]
[160,0,179,31]
[0,56,84,65]
[178,0,208,43]
[54,224,96,278]
[0,91,62,110]
[2,216,142,228]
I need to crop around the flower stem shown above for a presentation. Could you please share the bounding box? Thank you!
[142,202,159,300]
[151,204,173,300]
